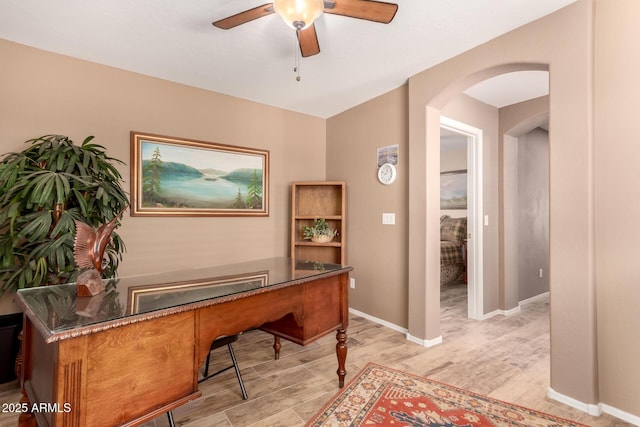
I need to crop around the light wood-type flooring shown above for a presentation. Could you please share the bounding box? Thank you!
[0,283,633,426]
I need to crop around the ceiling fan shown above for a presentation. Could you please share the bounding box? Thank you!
[212,0,398,58]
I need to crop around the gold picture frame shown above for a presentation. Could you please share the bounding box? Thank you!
[130,132,269,217]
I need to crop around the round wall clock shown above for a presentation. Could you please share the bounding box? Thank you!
[377,163,397,185]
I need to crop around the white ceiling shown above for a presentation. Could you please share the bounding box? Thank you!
[0,0,568,118]
[464,70,549,108]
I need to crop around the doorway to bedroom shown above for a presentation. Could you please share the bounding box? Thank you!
[440,117,483,321]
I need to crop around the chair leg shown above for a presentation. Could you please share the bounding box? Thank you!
[167,410,175,427]
[204,351,212,378]
[227,343,248,400]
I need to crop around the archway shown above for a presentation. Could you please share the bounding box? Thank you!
[407,63,550,349]
[406,3,598,407]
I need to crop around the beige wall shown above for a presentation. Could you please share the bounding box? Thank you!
[0,39,326,297]
[517,128,550,301]
[440,147,466,173]
[499,96,550,310]
[594,0,640,415]
[326,91,499,329]
[326,86,408,327]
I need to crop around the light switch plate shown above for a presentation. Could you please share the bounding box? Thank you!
[382,213,396,225]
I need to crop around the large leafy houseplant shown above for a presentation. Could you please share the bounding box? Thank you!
[0,135,129,295]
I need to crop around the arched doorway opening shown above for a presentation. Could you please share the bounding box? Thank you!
[407,63,551,348]
[437,78,549,336]
[407,4,598,407]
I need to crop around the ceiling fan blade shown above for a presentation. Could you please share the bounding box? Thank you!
[323,0,398,24]
[213,3,275,29]
[298,25,320,57]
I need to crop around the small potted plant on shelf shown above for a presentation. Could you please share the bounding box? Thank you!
[303,218,338,243]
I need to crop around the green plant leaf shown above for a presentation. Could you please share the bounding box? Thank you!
[18,211,52,242]
[56,150,66,171]
[0,134,129,295]
[71,188,89,217]
[54,173,70,204]
[50,210,75,239]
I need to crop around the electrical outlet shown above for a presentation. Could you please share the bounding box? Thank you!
[350,278,356,289]
[538,268,543,278]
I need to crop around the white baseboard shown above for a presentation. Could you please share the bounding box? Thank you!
[483,291,550,319]
[483,306,520,319]
[406,333,443,347]
[520,291,549,306]
[600,403,640,426]
[348,308,407,335]
[502,306,522,316]
[348,307,442,348]
[547,387,602,416]
[548,388,640,425]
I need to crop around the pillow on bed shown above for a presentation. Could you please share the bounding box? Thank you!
[440,216,467,243]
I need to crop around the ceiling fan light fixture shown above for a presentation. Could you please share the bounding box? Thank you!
[273,0,324,30]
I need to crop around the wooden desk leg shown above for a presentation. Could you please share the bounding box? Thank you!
[336,328,347,387]
[273,335,281,360]
[18,324,36,427]
[18,390,35,427]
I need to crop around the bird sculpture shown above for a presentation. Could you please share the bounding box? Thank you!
[73,209,125,296]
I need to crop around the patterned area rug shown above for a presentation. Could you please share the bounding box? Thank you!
[307,362,588,427]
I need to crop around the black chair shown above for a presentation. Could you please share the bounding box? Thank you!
[166,335,247,426]
[199,334,248,399]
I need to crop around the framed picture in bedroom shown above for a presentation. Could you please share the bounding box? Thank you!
[130,132,269,217]
[440,169,467,209]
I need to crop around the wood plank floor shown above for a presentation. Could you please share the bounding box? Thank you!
[0,283,633,426]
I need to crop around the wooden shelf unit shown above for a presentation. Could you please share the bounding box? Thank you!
[291,181,346,265]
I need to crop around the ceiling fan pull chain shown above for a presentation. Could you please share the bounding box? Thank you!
[294,33,301,82]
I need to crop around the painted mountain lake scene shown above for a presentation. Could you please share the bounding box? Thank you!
[139,140,266,212]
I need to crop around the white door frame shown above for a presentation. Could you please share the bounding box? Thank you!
[440,116,484,320]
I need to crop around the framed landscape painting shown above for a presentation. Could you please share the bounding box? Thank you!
[130,132,269,216]
[440,169,467,209]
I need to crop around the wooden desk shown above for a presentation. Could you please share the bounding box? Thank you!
[15,258,352,427]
